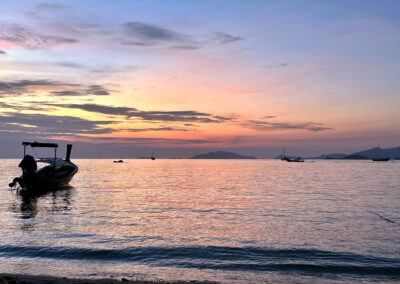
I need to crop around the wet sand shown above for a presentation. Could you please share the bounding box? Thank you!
[0,274,218,284]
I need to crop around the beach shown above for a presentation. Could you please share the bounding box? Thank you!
[0,274,220,284]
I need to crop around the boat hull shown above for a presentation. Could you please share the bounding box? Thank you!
[372,158,390,161]
[286,157,304,162]
[15,163,78,194]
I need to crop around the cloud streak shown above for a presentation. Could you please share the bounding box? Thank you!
[120,21,202,49]
[126,127,189,132]
[0,112,115,135]
[212,32,243,44]
[263,63,290,68]
[34,2,67,11]
[122,22,185,42]
[120,23,242,49]
[2,4,243,52]
[70,136,219,146]
[0,79,114,97]
[47,103,232,123]
[0,23,78,49]
[245,118,333,132]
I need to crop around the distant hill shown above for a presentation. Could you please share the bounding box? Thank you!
[342,154,367,160]
[191,151,256,159]
[351,147,400,159]
[306,153,347,159]
[305,146,400,160]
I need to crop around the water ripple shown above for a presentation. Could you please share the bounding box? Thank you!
[0,244,399,276]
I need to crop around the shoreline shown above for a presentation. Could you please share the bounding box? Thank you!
[0,274,218,284]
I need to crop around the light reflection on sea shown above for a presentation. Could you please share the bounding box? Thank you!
[0,159,399,283]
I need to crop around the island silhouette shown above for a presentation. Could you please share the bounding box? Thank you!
[191,151,256,159]
[276,146,400,160]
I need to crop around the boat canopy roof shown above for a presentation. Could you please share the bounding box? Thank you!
[22,142,58,148]
[37,158,71,167]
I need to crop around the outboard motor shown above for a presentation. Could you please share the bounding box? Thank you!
[9,155,37,188]
[18,155,37,174]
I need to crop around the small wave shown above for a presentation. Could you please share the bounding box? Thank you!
[0,245,399,277]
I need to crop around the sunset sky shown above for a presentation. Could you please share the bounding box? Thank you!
[0,0,399,158]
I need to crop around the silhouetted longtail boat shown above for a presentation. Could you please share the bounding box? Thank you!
[9,142,78,193]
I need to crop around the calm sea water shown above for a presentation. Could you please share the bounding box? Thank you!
[0,159,399,283]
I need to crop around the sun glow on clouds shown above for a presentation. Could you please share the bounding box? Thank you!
[0,0,399,156]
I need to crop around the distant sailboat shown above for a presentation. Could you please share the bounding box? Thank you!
[281,146,304,162]
[281,146,288,161]
[151,151,156,160]
[372,145,390,161]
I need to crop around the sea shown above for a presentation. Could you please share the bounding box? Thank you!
[0,159,399,283]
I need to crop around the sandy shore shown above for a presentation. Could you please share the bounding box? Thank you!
[0,274,218,284]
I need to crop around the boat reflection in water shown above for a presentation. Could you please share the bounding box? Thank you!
[18,187,74,219]
[10,186,74,234]
[9,142,78,195]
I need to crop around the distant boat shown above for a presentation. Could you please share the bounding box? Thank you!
[113,160,124,163]
[372,157,390,161]
[151,151,156,160]
[372,145,390,161]
[280,146,304,162]
[286,157,304,162]
[9,142,78,194]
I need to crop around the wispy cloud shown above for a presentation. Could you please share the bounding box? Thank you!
[120,21,202,49]
[90,64,140,74]
[277,63,289,67]
[212,32,243,44]
[34,2,68,11]
[21,61,140,75]
[47,103,232,123]
[263,63,290,68]
[55,61,85,69]
[120,23,243,49]
[0,112,115,135]
[49,103,136,116]
[244,117,333,132]
[122,22,185,42]
[0,50,6,55]
[70,136,219,145]
[0,23,78,49]
[3,4,243,52]
[0,79,114,97]
[0,101,49,112]
[126,127,189,132]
